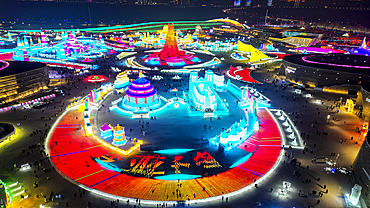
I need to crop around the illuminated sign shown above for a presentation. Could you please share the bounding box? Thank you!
[234,0,241,6]
[267,0,272,6]
[122,154,165,177]
[194,151,222,169]
[246,0,251,6]
[92,151,226,179]
[171,155,190,174]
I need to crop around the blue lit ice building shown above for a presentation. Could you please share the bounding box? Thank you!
[219,118,248,145]
[210,97,258,152]
[189,70,217,111]
[188,70,226,112]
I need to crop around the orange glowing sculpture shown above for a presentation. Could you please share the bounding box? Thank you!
[158,24,183,59]
[359,121,369,141]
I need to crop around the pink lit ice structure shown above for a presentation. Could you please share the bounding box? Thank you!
[116,39,129,47]
[63,32,89,55]
[41,31,48,45]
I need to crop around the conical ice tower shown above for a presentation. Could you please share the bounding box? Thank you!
[361,37,368,49]
[143,23,199,66]
[158,23,184,60]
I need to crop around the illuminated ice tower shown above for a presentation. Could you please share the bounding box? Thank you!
[112,124,127,146]
[205,70,214,83]
[7,32,12,41]
[99,35,106,49]
[189,70,198,90]
[114,71,130,90]
[143,23,199,66]
[129,37,133,48]
[124,77,159,107]
[14,37,24,61]
[188,70,217,111]
[62,31,68,41]
[41,31,48,45]
[19,36,31,61]
[23,36,32,57]
[193,25,205,37]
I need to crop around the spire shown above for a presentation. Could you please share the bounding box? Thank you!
[158,23,182,60]
[23,36,29,47]
[7,32,12,41]
[361,37,367,49]
[17,37,21,47]
[143,23,199,65]
[41,31,47,44]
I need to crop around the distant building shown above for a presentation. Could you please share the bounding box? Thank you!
[279,54,370,94]
[137,0,152,5]
[0,61,49,105]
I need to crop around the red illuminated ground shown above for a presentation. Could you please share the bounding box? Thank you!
[47,108,282,201]
[228,66,261,84]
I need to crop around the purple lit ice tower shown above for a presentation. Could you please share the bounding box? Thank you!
[124,77,159,108]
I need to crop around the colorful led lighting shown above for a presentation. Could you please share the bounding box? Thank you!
[0,60,9,71]
[154,174,201,180]
[131,83,151,88]
[229,153,253,168]
[85,75,107,83]
[153,149,194,155]
[302,55,370,69]
[5,182,18,188]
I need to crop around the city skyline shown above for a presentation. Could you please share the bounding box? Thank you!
[10,0,370,7]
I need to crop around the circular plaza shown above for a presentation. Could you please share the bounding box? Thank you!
[1,14,365,208]
[38,20,306,206]
[45,68,302,204]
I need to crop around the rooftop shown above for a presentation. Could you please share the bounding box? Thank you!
[132,77,150,85]
[0,61,46,77]
[283,54,370,75]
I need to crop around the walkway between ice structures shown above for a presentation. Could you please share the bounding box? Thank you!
[47,108,282,201]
